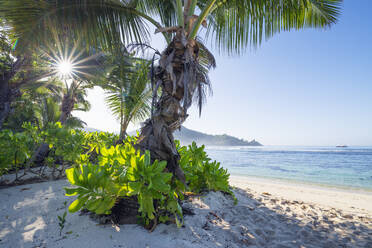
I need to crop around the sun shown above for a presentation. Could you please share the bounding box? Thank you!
[57,60,74,78]
[45,39,101,80]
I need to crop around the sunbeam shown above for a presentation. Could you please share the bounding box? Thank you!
[57,60,73,79]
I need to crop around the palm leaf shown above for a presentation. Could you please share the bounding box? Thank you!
[202,0,342,54]
[0,0,150,52]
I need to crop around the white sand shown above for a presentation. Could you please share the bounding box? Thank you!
[230,175,372,215]
[0,177,371,248]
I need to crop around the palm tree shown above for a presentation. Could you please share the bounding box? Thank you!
[58,79,91,125]
[0,0,343,181]
[3,81,87,131]
[32,78,92,163]
[98,55,152,141]
[0,25,50,129]
[36,81,89,129]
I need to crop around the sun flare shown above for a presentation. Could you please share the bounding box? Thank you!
[57,60,73,78]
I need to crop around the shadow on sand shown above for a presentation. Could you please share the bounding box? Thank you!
[0,180,371,248]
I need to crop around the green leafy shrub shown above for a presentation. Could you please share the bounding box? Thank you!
[0,121,120,179]
[64,138,236,228]
[65,161,121,214]
[178,141,236,203]
[0,128,33,176]
[0,122,96,178]
[44,122,86,165]
[83,131,118,155]
[65,143,183,226]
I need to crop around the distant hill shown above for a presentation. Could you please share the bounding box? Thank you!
[83,127,103,133]
[173,126,262,146]
[84,126,262,146]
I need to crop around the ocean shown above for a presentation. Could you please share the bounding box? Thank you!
[205,146,372,191]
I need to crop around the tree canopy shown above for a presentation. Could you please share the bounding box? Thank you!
[0,0,342,54]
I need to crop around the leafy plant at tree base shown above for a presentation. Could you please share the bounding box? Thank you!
[64,138,235,230]
[64,143,183,227]
[178,141,237,204]
[126,150,183,227]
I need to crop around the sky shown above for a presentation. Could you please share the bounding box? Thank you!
[74,1,372,146]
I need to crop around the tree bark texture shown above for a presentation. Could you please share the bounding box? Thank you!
[0,75,12,129]
[0,58,24,130]
[136,30,200,182]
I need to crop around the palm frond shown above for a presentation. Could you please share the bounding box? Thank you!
[135,0,178,31]
[203,0,342,54]
[102,54,152,134]
[0,0,150,52]
[64,115,86,129]
[192,38,214,116]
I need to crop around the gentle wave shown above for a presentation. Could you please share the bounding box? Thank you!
[205,146,372,190]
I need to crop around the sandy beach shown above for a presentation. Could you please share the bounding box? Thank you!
[0,176,371,248]
[230,175,372,215]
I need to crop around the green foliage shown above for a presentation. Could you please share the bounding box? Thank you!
[82,131,118,155]
[44,122,86,164]
[0,122,234,229]
[65,139,235,229]
[22,121,88,169]
[0,128,33,176]
[0,122,115,177]
[3,83,87,132]
[58,201,68,236]
[178,141,236,203]
[98,55,152,139]
[126,150,183,226]
[0,0,342,57]
[0,25,13,73]
[65,161,120,214]
[65,142,183,226]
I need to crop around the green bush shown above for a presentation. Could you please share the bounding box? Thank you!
[65,139,236,229]
[0,122,113,178]
[44,122,86,164]
[0,128,33,176]
[65,142,183,227]
[83,131,119,155]
[178,141,236,203]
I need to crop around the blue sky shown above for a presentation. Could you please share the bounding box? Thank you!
[75,1,372,146]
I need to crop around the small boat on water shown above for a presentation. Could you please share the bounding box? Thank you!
[336,145,348,148]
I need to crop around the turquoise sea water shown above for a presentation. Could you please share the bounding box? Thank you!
[205,146,372,191]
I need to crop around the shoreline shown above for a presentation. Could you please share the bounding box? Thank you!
[229,173,372,194]
[230,175,372,214]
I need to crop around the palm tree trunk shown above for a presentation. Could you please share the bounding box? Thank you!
[119,119,129,142]
[119,98,125,141]
[59,93,75,125]
[58,111,68,124]
[0,58,25,130]
[33,93,74,164]
[0,76,12,130]
[0,81,23,130]
[136,30,199,183]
